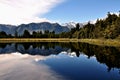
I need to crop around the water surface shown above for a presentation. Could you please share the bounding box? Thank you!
[0,42,120,80]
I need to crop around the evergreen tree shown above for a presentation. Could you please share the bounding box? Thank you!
[15,31,18,38]
[76,23,80,31]
[0,31,7,38]
[23,30,30,38]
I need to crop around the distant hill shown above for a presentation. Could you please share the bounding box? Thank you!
[0,22,70,35]
[0,24,16,35]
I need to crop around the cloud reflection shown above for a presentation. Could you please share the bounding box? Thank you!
[0,52,65,80]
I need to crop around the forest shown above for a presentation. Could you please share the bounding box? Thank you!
[71,12,120,39]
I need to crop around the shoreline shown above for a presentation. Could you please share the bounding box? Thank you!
[0,38,77,43]
[0,38,120,47]
[79,39,120,47]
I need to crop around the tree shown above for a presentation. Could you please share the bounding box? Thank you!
[76,23,80,31]
[32,31,37,38]
[0,31,7,38]
[15,31,18,38]
[119,10,120,17]
[23,30,30,38]
[45,30,49,34]
[105,12,118,26]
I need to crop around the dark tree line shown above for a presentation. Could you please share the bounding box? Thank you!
[0,31,13,38]
[0,29,67,38]
[16,30,57,38]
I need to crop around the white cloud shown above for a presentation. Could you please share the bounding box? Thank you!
[0,0,64,25]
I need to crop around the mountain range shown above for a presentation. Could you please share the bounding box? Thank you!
[0,22,85,35]
[0,22,71,35]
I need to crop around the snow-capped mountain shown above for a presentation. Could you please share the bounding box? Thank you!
[62,22,84,29]
[62,22,76,29]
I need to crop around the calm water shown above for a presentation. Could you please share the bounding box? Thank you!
[0,42,120,80]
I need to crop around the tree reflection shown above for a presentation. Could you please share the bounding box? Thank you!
[0,42,120,72]
[0,43,11,49]
[70,43,120,72]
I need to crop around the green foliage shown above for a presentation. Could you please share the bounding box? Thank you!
[72,11,120,39]
[76,23,80,31]
[23,30,31,38]
[0,31,7,38]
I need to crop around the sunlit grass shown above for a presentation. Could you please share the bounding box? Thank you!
[79,39,120,47]
[0,38,73,43]
[0,38,120,47]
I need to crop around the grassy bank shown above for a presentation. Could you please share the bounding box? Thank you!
[78,39,120,47]
[0,38,79,43]
[0,38,120,47]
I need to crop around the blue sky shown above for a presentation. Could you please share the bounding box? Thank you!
[0,0,120,25]
[43,0,120,23]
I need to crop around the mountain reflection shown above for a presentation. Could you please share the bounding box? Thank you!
[0,42,120,71]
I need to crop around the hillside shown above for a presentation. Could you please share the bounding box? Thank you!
[71,12,120,39]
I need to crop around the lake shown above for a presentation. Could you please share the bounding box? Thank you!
[0,42,120,80]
